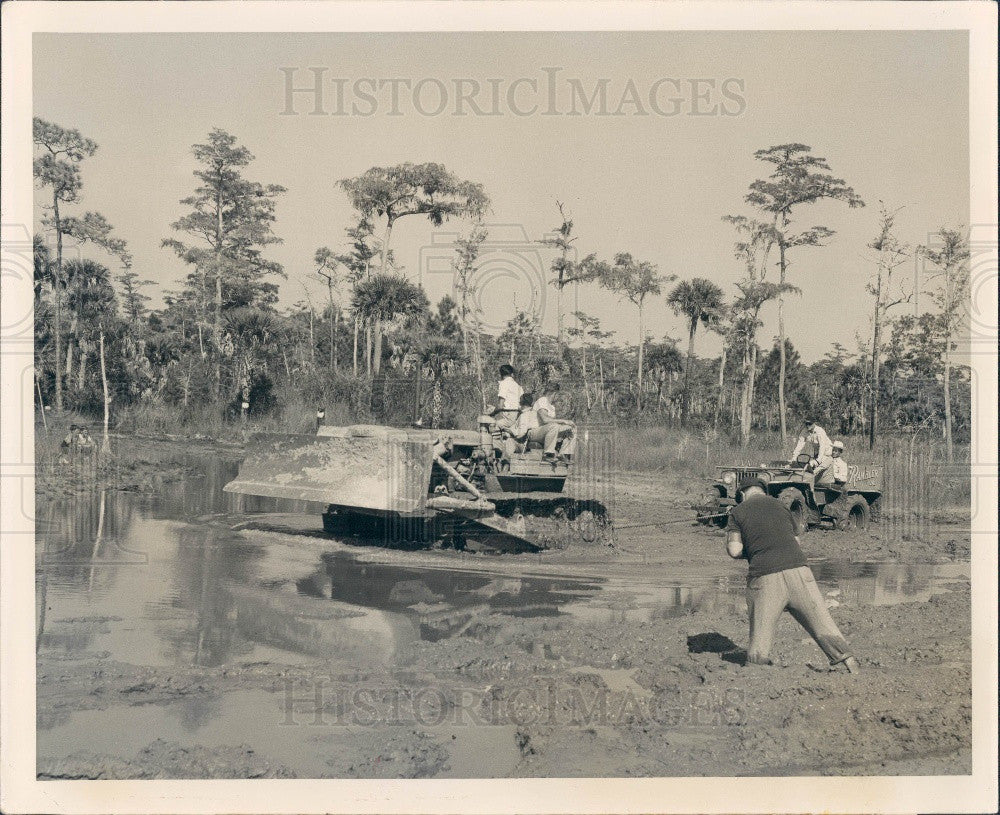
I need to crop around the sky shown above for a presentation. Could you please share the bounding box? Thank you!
[32,31,968,362]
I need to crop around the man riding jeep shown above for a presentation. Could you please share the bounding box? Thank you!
[697,432,881,533]
[828,440,849,487]
[790,418,833,483]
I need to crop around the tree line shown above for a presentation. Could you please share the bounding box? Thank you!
[32,119,971,459]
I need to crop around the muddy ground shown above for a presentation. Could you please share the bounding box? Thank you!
[35,443,972,779]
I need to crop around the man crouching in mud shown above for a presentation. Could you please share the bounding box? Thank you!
[726,477,860,673]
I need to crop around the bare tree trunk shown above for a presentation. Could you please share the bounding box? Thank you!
[77,348,88,390]
[943,270,954,463]
[556,284,564,348]
[330,310,337,371]
[714,346,727,428]
[868,319,881,451]
[52,196,64,411]
[473,323,486,410]
[309,308,315,367]
[682,319,696,423]
[740,345,758,446]
[353,316,359,375]
[214,184,224,398]
[36,374,48,431]
[943,338,953,463]
[597,354,608,410]
[777,240,788,445]
[365,323,372,376]
[636,302,645,412]
[99,329,111,454]
[325,277,337,372]
[380,218,394,274]
[372,323,383,375]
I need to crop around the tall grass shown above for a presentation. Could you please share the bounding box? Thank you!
[598,424,970,516]
[113,392,358,441]
[62,382,972,520]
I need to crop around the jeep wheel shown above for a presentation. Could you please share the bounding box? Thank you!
[837,496,870,531]
[778,487,807,535]
[868,496,882,523]
[697,491,728,528]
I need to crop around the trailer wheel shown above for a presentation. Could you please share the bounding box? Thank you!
[837,496,870,531]
[778,488,807,535]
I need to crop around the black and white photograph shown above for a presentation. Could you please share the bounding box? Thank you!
[1,2,997,813]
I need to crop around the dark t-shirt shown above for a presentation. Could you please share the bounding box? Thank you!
[727,495,807,579]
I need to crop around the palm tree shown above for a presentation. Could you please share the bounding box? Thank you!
[666,278,725,423]
[414,335,462,427]
[351,274,429,375]
[222,307,277,416]
[64,259,114,396]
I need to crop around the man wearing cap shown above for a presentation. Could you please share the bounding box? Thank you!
[790,418,834,482]
[726,476,859,672]
[828,440,849,486]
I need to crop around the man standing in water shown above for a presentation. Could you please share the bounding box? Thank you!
[726,477,860,672]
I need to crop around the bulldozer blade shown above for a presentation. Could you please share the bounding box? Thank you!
[224,433,434,513]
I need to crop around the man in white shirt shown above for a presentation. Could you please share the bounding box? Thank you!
[506,393,540,455]
[533,382,576,460]
[493,364,523,431]
[790,418,833,481]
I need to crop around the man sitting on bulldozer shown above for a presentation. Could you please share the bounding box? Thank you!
[505,393,571,462]
[533,382,576,462]
[492,364,523,432]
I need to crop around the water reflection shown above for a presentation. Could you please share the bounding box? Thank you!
[36,453,280,668]
[811,560,967,606]
[304,554,599,642]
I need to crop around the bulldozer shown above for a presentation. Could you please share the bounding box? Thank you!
[695,454,883,534]
[224,413,606,552]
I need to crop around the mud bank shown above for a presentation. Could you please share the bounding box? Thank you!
[35,434,221,503]
[36,580,971,778]
[35,444,972,779]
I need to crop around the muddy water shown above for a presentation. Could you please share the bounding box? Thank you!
[36,450,969,778]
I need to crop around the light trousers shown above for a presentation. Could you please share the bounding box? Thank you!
[746,565,853,665]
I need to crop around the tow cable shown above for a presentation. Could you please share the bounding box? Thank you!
[613,512,729,531]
